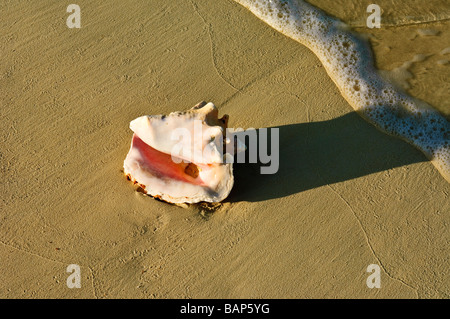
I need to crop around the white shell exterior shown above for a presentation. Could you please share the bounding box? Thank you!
[123,102,237,204]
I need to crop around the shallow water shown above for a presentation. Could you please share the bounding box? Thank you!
[310,0,450,118]
[234,0,450,182]
[308,0,450,27]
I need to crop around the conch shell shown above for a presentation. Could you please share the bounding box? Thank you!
[123,102,242,204]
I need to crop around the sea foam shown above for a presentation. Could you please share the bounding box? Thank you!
[234,0,450,182]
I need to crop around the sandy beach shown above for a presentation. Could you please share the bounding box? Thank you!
[1,0,449,298]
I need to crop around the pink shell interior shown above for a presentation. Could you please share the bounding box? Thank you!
[130,133,207,186]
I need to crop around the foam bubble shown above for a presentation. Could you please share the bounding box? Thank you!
[234,0,450,182]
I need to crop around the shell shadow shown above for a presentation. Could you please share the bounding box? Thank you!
[228,112,425,202]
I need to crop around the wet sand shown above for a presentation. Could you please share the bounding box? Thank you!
[1,0,449,298]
